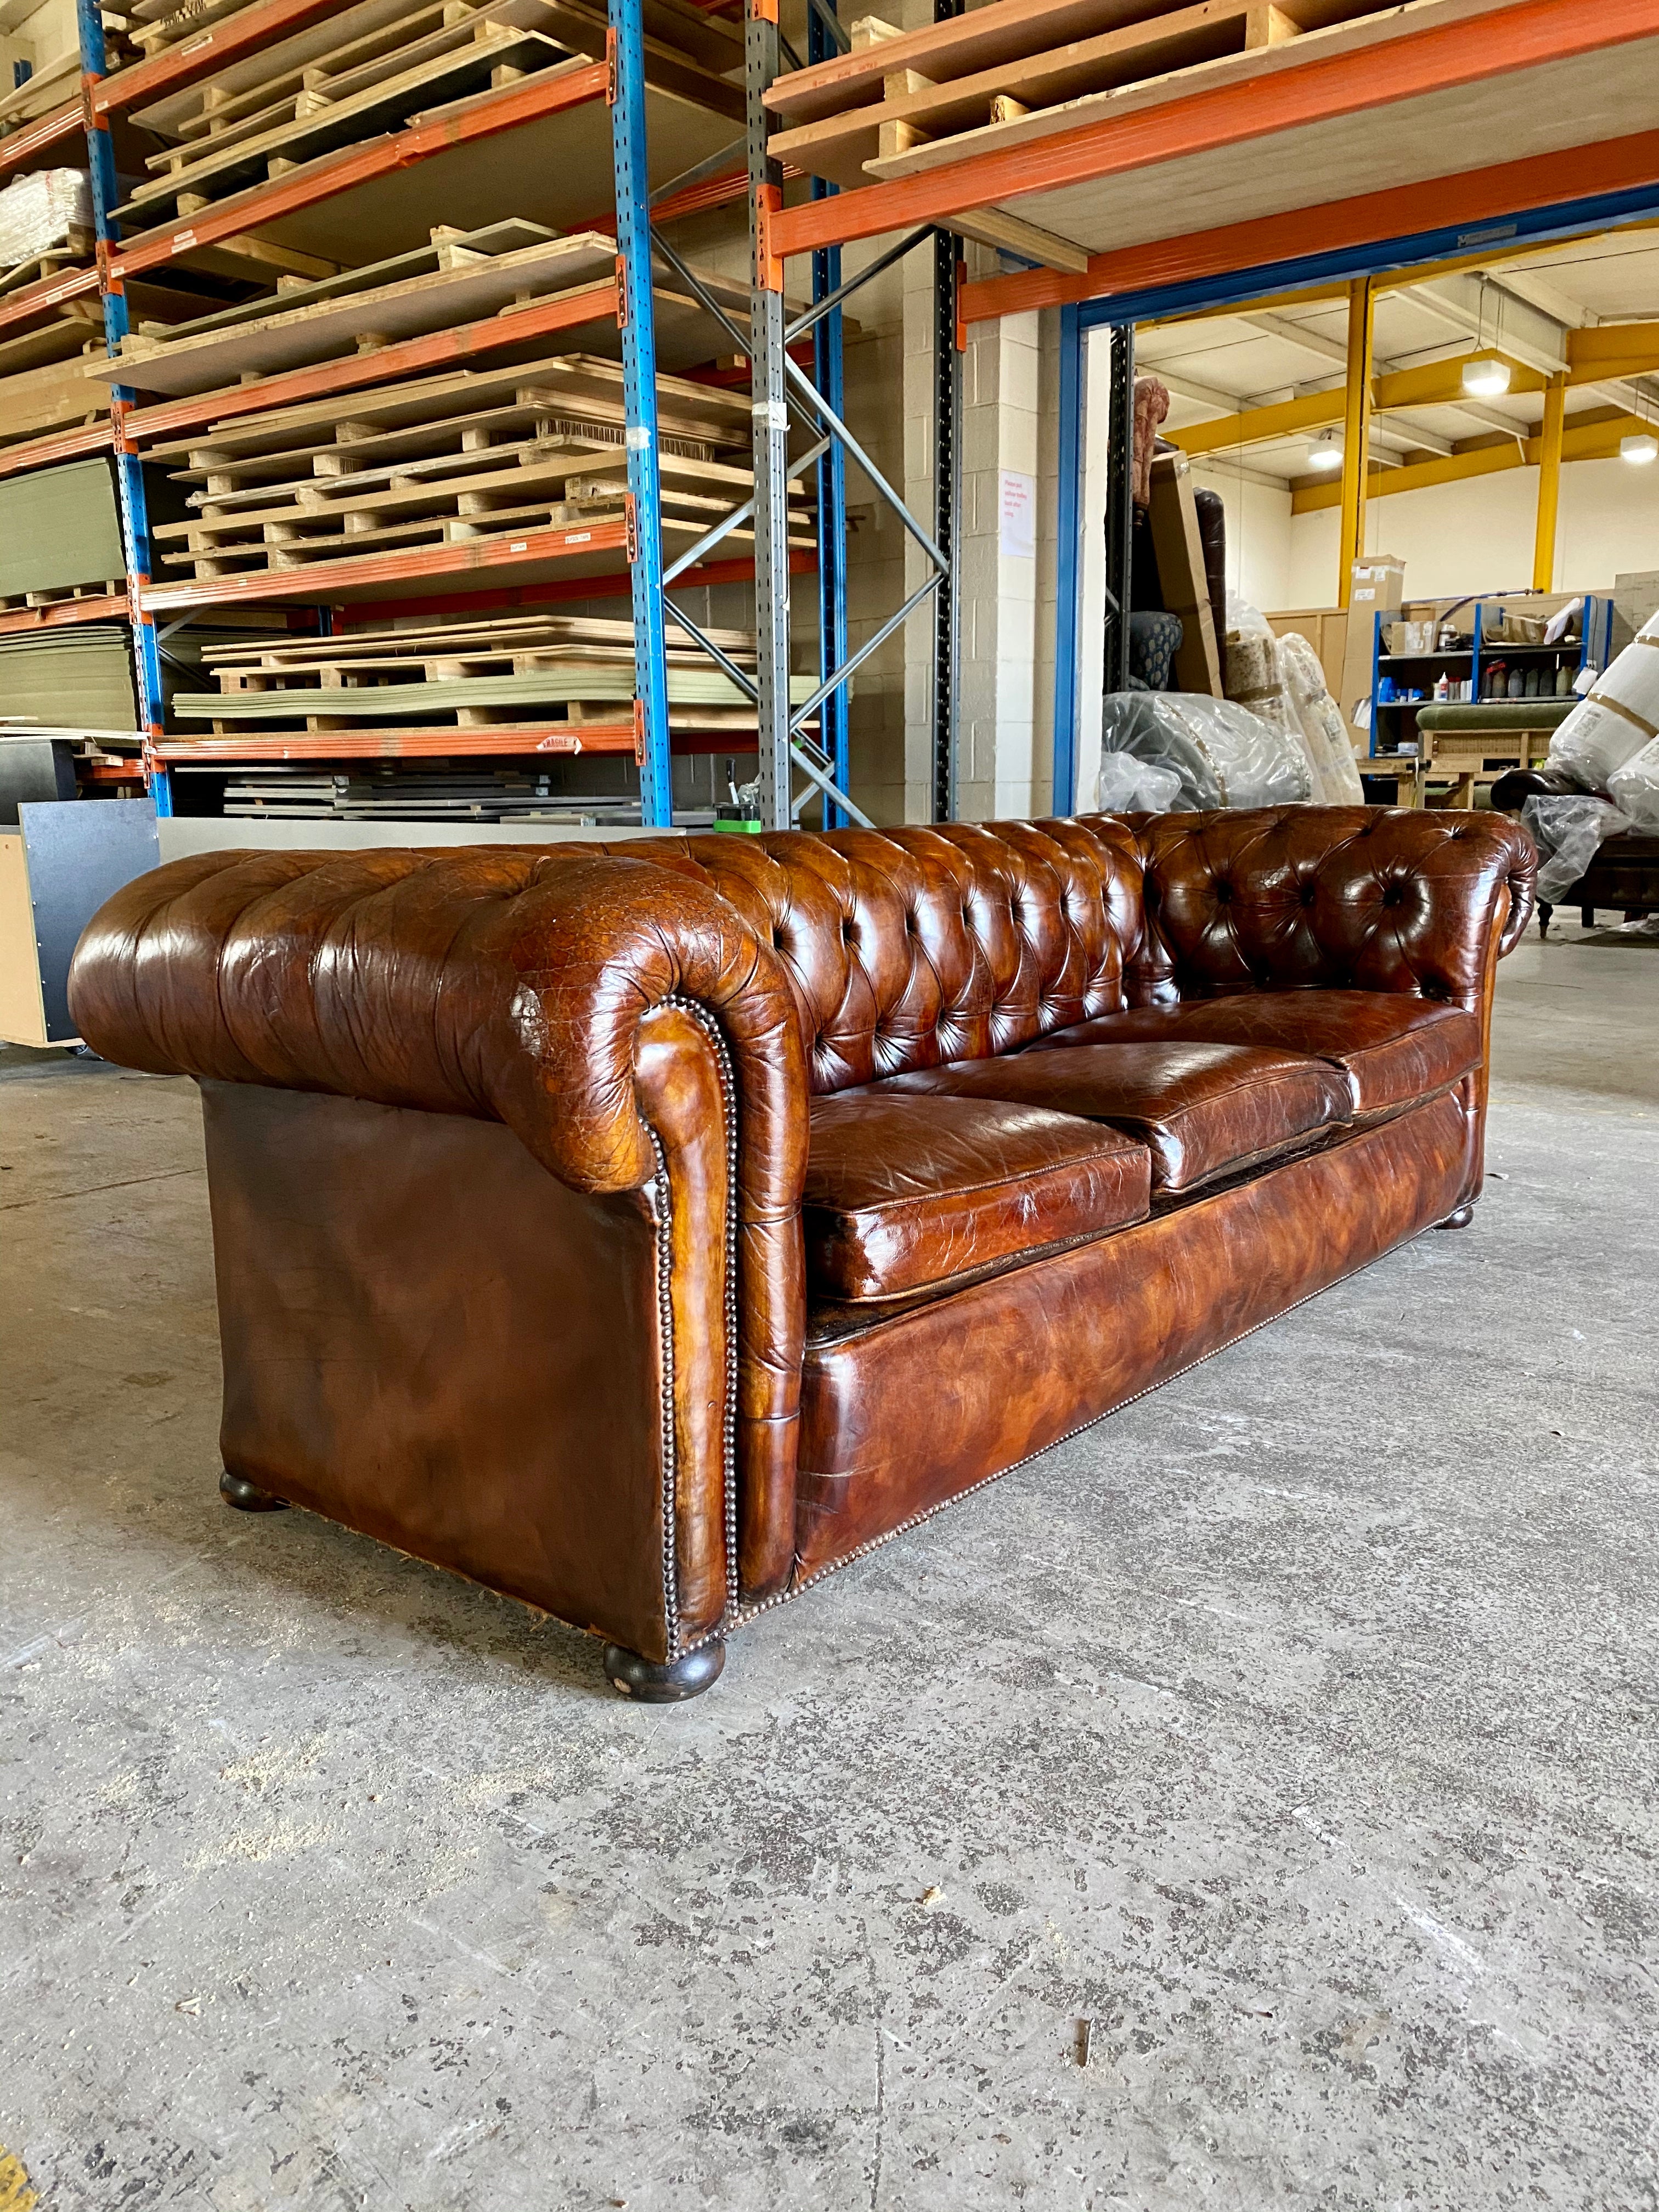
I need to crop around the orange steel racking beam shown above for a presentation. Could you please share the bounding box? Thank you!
[0,98,82,175]
[119,279,618,446]
[138,518,631,616]
[0,422,112,480]
[960,129,1659,322]
[332,548,817,624]
[149,725,639,761]
[0,590,129,635]
[91,0,363,119]
[766,0,1659,263]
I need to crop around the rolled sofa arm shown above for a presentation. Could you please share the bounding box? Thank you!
[1110,805,1537,1008]
[67,843,809,1608]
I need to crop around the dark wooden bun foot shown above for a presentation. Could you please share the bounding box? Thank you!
[1434,1203,1476,1231]
[602,1640,725,1702]
[219,1469,289,1512]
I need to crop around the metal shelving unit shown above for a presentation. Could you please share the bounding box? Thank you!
[7,0,826,828]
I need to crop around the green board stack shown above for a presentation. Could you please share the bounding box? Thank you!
[0,627,138,731]
[0,457,125,600]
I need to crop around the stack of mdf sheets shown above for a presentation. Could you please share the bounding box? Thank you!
[142,347,811,586]
[169,610,816,744]
[0,628,139,732]
[206,763,650,821]
[0,460,126,605]
[764,0,1492,193]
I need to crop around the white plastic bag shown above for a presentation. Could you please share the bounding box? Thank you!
[1609,735,1659,832]
[1546,612,1659,791]
[1521,794,1632,904]
[1099,692,1312,811]
[1094,750,1184,814]
[0,168,91,269]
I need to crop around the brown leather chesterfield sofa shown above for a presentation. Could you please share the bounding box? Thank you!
[68,806,1534,1701]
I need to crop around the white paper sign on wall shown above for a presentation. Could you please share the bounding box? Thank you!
[999,470,1035,561]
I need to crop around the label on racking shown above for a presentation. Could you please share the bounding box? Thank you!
[171,230,197,255]
[625,425,651,452]
[753,401,788,431]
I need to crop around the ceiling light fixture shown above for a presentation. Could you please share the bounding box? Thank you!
[1461,354,1512,398]
[1306,430,1343,473]
[1621,432,1658,465]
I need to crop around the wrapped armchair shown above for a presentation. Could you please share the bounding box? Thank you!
[69,807,1534,1699]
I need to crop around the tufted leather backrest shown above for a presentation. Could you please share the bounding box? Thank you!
[1120,808,1536,1012]
[621,814,1154,1095]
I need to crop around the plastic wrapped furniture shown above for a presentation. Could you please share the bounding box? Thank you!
[1494,769,1659,935]
[1102,691,1312,810]
[1609,733,1659,832]
[1546,611,1659,791]
[1094,753,1183,811]
[68,810,1534,1698]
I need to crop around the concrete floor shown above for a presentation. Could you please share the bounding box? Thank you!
[2,922,1656,2212]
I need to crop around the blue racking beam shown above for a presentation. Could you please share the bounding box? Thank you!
[1050,183,1659,805]
[610,0,674,828]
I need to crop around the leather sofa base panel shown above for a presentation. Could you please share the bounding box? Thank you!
[201,1081,684,1663]
[790,1087,1472,1587]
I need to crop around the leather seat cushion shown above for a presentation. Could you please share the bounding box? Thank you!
[1024,990,1481,1115]
[878,1042,1350,1194]
[805,1092,1150,1301]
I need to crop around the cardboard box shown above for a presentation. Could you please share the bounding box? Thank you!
[1338,556,1405,740]
[1147,452,1223,697]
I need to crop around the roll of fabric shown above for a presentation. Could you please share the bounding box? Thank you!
[1193,486,1228,659]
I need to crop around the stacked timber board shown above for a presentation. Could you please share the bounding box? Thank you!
[199,764,662,821]
[764,0,1528,222]
[106,0,744,259]
[0,630,139,732]
[170,611,817,746]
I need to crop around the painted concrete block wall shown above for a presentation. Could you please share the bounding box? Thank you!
[904,253,1049,823]
[1284,461,1659,611]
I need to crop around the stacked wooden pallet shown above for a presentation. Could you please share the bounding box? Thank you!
[765,0,1519,216]
[117,0,743,233]
[168,611,815,746]
[139,341,809,586]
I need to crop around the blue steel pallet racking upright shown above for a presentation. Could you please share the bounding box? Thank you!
[44,0,848,830]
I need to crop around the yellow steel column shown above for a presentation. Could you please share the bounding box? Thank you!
[1336,276,1376,607]
[1533,373,1566,590]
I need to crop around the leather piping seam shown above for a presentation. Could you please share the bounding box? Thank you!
[645,1127,680,1660]
[659,992,741,1639]
[680,1135,1479,1655]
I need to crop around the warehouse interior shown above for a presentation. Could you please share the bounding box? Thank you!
[3,0,1657,2202]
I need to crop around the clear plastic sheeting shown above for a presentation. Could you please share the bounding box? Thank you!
[1280,632,1367,805]
[1221,596,1365,803]
[1608,734,1659,833]
[1546,610,1659,792]
[1521,794,1633,904]
[1094,749,1183,814]
[1098,692,1312,812]
[0,169,92,272]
